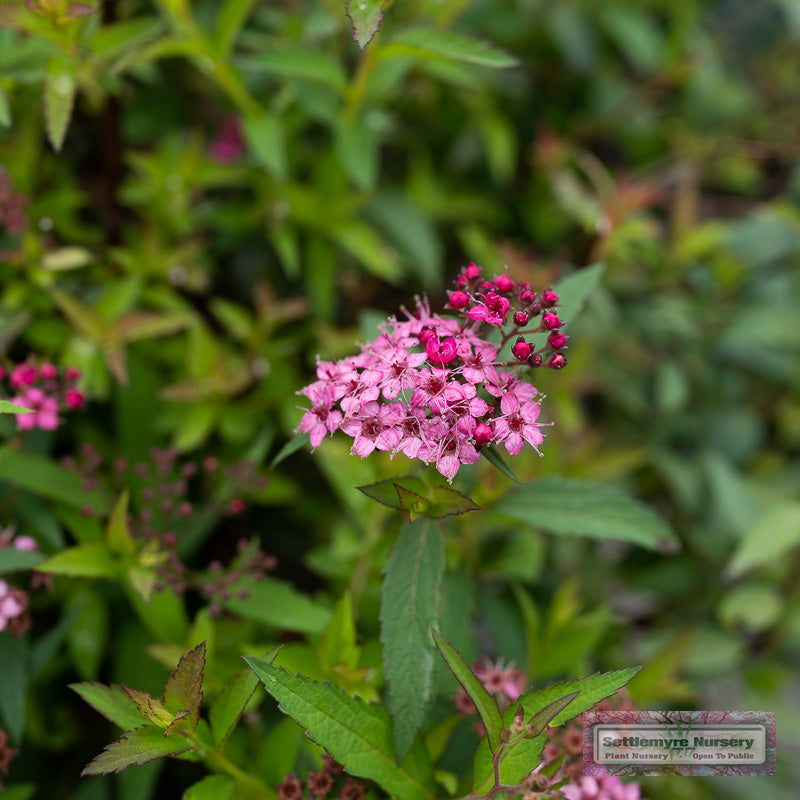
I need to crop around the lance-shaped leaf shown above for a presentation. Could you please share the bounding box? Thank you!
[44,58,76,152]
[106,490,135,557]
[347,0,386,50]
[70,682,145,730]
[381,524,445,760]
[163,641,205,733]
[358,477,480,522]
[0,399,31,414]
[358,476,428,510]
[426,485,480,519]
[385,28,519,69]
[472,667,640,792]
[551,263,605,329]
[36,542,120,579]
[244,657,436,800]
[523,691,579,738]
[431,628,503,755]
[482,446,522,484]
[81,726,192,776]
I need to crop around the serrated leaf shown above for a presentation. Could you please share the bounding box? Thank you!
[357,476,428,510]
[81,726,191,776]
[36,542,119,579]
[123,686,173,728]
[727,502,800,577]
[499,475,679,552]
[386,28,519,69]
[472,668,639,792]
[524,691,579,737]
[163,641,205,732]
[426,485,480,518]
[431,629,503,754]
[209,656,271,747]
[244,658,437,800]
[347,0,386,50]
[70,683,146,730]
[0,547,43,574]
[106,490,135,557]
[551,263,605,328]
[381,523,444,760]
[44,60,76,152]
[482,445,522,483]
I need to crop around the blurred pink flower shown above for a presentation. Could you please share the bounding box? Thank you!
[13,387,60,430]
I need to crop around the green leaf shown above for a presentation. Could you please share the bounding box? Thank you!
[0,633,28,742]
[335,114,378,190]
[0,83,11,127]
[243,113,287,180]
[214,0,257,58]
[36,542,119,579]
[431,629,503,754]
[106,490,135,557]
[426,485,481,519]
[0,547,43,574]
[244,658,437,800]
[183,774,235,800]
[67,589,110,680]
[318,593,359,672]
[236,49,346,92]
[123,687,173,728]
[727,502,800,577]
[499,475,679,552]
[44,58,76,152]
[346,0,386,50]
[270,433,309,468]
[481,446,522,483]
[81,726,192,776]
[0,446,110,512]
[71,683,157,730]
[0,399,31,414]
[551,263,605,328]
[329,220,402,282]
[163,642,206,732]
[381,523,445,760]
[209,658,269,747]
[523,691,579,737]
[385,29,519,69]
[357,476,428,511]
[220,576,330,634]
[472,668,639,792]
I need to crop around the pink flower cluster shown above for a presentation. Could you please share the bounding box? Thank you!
[562,776,643,800]
[1,361,85,431]
[455,658,528,717]
[297,264,570,482]
[0,579,28,635]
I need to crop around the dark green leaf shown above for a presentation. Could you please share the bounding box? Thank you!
[209,656,272,747]
[482,446,522,483]
[236,49,346,92]
[0,548,43,575]
[81,726,191,776]
[346,0,386,50]
[184,774,235,800]
[243,113,287,179]
[425,485,481,518]
[386,28,519,69]
[381,524,444,759]
[70,682,155,730]
[524,691,579,737]
[357,476,428,510]
[244,658,437,800]
[431,628,503,754]
[552,263,605,328]
[270,433,309,468]
[499,475,679,552]
[0,633,28,742]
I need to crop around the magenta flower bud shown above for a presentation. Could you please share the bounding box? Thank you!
[478,281,494,294]
[541,312,562,330]
[541,289,558,308]
[229,498,246,514]
[473,422,493,446]
[426,335,458,365]
[547,332,568,349]
[64,366,81,381]
[513,311,529,327]
[162,532,178,547]
[519,290,535,306]
[464,262,482,280]
[547,352,567,369]
[39,363,58,380]
[448,290,469,310]
[65,388,85,409]
[511,337,532,361]
[10,364,37,388]
[528,353,543,367]
[455,275,468,288]
[494,274,515,293]
[418,327,435,345]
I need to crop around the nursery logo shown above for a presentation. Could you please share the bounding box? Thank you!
[582,711,776,776]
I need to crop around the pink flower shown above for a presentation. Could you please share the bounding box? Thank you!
[0,580,25,632]
[426,335,458,365]
[64,388,85,409]
[493,392,544,456]
[10,364,37,388]
[562,776,643,800]
[13,388,60,431]
[467,291,510,326]
[297,383,343,449]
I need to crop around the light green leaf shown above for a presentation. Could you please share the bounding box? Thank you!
[215,0,257,58]
[243,113,287,179]
[523,691,579,737]
[67,589,110,680]
[163,642,206,732]
[81,726,191,776]
[330,220,402,282]
[551,263,605,328]
[0,547,43,574]
[244,658,437,800]
[41,246,93,271]
[335,114,378,190]
[209,656,271,747]
[319,593,359,672]
[499,475,679,552]
[0,633,28,742]
[36,542,119,579]
[431,629,503,754]
[236,49,346,92]
[44,59,76,152]
[381,524,444,759]
[346,0,386,50]
[0,83,11,127]
[221,577,330,634]
[385,29,519,69]
[0,399,31,414]
[70,683,145,730]
[106,490,135,557]
[183,774,235,800]
[727,502,800,577]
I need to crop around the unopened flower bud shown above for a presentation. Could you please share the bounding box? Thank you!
[162,532,178,547]
[65,388,85,409]
[478,281,494,294]
[65,366,81,381]
[464,263,482,280]
[541,312,561,330]
[547,332,568,349]
[473,422,493,446]
[229,498,246,514]
[512,337,532,361]
[494,273,515,293]
[520,290,535,306]
[499,728,511,743]
[527,353,543,368]
[547,353,567,369]
[418,327,435,345]
[513,311,529,327]
[447,290,469,310]
[541,289,558,307]
[455,275,468,288]
[39,363,58,380]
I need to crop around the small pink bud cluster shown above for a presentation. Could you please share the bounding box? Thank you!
[1,360,85,431]
[297,265,572,482]
[63,445,273,603]
[277,756,366,800]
